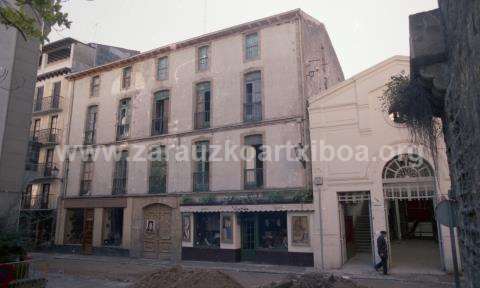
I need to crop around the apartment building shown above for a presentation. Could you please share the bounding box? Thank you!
[55,9,343,265]
[20,38,138,248]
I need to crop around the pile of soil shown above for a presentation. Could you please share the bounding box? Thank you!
[260,273,365,288]
[132,266,244,288]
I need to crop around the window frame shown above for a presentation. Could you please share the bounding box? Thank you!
[197,45,209,71]
[244,32,260,61]
[122,66,132,89]
[116,98,131,141]
[80,154,94,196]
[193,140,210,192]
[243,70,263,122]
[194,81,211,129]
[148,145,167,194]
[112,150,128,195]
[84,105,98,145]
[151,90,169,136]
[157,56,169,81]
[90,75,100,97]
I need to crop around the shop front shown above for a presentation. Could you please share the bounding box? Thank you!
[180,204,314,266]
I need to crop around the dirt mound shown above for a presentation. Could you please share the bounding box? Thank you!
[132,266,245,288]
[260,273,365,288]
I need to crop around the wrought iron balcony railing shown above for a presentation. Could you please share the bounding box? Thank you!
[112,178,127,195]
[116,124,130,141]
[244,168,264,189]
[33,96,64,113]
[151,117,168,136]
[21,193,57,210]
[193,171,209,192]
[149,175,167,194]
[194,111,210,129]
[30,128,61,145]
[84,130,96,145]
[26,163,60,179]
[244,102,262,122]
[79,180,92,196]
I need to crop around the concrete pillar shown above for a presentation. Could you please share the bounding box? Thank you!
[371,180,387,265]
[92,208,103,247]
[122,197,133,249]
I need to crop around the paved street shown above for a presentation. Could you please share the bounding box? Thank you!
[31,253,457,288]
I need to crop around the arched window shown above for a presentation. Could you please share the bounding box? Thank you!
[382,154,434,179]
[382,154,435,200]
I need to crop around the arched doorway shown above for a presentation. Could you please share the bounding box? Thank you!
[382,154,442,272]
[143,203,173,259]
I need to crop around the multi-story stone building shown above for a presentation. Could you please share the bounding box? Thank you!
[21,38,138,247]
[309,56,459,273]
[55,9,343,265]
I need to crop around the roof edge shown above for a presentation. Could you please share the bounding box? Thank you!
[309,55,409,105]
[67,9,304,80]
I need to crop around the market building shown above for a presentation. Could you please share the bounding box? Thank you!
[54,9,344,265]
[308,56,460,273]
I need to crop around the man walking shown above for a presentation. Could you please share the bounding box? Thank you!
[375,231,388,275]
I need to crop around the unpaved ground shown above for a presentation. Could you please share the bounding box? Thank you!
[133,266,243,288]
[32,253,455,288]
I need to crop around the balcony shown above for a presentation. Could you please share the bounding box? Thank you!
[79,180,92,196]
[21,193,57,210]
[112,178,127,195]
[33,96,64,114]
[149,175,166,194]
[244,168,264,189]
[151,117,168,136]
[27,163,60,179]
[244,102,262,122]
[193,172,209,192]
[194,111,210,129]
[84,130,96,145]
[31,128,61,145]
[116,124,130,141]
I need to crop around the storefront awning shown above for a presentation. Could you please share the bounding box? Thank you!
[180,203,314,213]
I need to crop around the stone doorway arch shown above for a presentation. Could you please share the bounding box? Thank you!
[381,154,442,273]
[143,203,173,259]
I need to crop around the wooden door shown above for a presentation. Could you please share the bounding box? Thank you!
[82,209,94,255]
[143,204,172,259]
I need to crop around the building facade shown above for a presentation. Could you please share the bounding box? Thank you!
[55,9,344,264]
[309,56,459,273]
[0,3,42,231]
[20,38,138,248]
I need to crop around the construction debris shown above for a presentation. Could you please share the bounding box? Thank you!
[260,273,366,288]
[132,266,244,288]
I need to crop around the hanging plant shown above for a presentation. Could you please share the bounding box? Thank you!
[380,74,444,161]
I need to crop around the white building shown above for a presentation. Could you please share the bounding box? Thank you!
[308,56,459,273]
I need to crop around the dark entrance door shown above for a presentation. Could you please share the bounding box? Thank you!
[241,214,257,261]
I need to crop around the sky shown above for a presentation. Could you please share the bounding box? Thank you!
[49,0,438,78]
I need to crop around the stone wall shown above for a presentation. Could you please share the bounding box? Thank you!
[437,1,480,286]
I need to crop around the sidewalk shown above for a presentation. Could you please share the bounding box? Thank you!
[31,252,456,287]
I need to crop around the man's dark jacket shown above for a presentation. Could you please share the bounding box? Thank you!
[377,234,387,256]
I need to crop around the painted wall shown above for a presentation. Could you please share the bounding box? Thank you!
[0,21,40,228]
[66,21,306,197]
[308,56,456,271]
